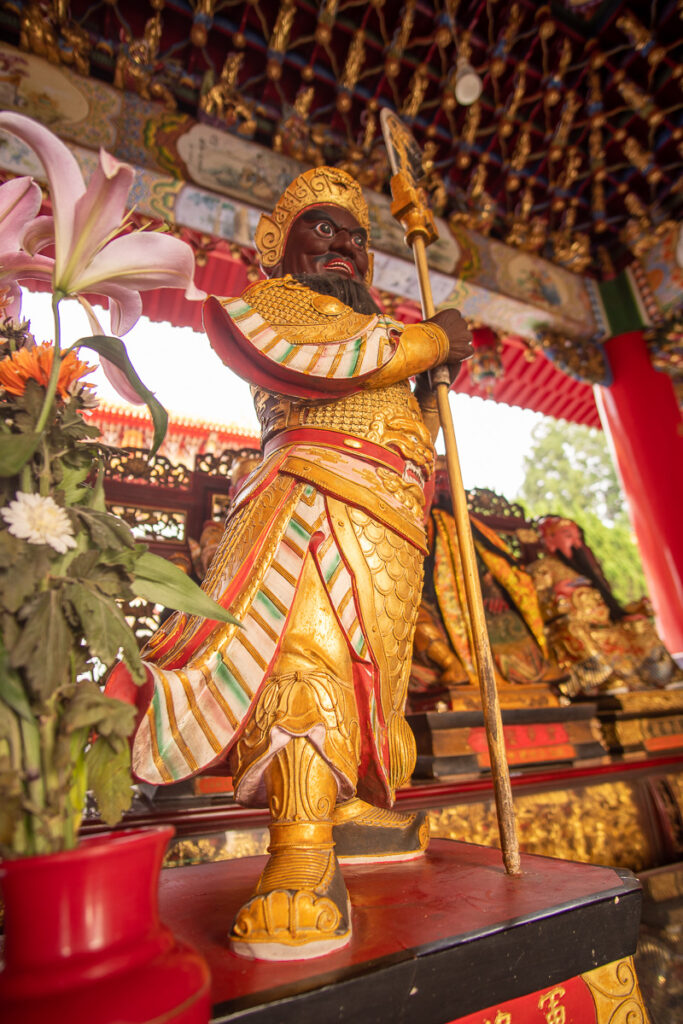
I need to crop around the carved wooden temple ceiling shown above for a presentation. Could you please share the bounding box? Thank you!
[1,0,680,280]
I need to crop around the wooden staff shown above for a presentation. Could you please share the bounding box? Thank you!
[382,114,521,875]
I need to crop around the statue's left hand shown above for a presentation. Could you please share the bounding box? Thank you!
[426,308,473,367]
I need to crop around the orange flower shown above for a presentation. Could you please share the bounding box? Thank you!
[0,343,95,399]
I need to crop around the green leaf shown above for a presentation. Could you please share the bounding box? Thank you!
[0,531,14,568]
[62,579,146,683]
[80,456,107,512]
[75,336,168,454]
[0,658,35,723]
[67,735,88,819]
[85,565,134,598]
[72,506,136,550]
[0,758,24,850]
[86,737,134,826]
[66,550,101,579]
[61,679,136,739]
[133,550,241,626]
[0,432,41,476]
[59,398,101,441]
[0,534,50,613]
[59,462,93,505]
[12,591,72,699]
[97,546,140,573]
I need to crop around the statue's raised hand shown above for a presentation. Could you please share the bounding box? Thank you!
[426,308,473,367]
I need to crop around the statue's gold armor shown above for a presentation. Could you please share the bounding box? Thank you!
[232,378,430,798]
[108,165,451,958]
[128,274,448,809]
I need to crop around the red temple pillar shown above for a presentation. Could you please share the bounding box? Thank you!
[595,330,683,662]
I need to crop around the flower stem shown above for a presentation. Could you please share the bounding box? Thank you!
[39,437,51,497]
[19,462,32,494]
[19,713,44,855]
[34,293,64,436]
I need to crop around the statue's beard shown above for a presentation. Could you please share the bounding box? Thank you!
[292,272,380,315]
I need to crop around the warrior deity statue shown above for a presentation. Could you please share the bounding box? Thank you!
[528,516,682,696]
[106,166,473,960]
[411,475,561,706]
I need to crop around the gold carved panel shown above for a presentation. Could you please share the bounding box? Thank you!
[582,956,650,1024]
[429,780,653,872]
[163,827,269,868]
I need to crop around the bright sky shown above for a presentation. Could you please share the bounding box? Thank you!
[22,289,546,501]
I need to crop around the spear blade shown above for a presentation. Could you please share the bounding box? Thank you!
[380,108,425,184]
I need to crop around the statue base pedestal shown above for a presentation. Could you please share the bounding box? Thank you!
[594,688,683,758]
[158,838,648,1023]
[409,705,607,778]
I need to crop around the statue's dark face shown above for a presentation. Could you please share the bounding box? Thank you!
[280,204,369,280]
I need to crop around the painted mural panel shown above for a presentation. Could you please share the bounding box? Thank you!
[0,43,118,147]
[637,224,683,316]
[0,40,605,342]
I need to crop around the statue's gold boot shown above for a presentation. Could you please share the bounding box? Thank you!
[332,797,430,864]
[230,737,351,961]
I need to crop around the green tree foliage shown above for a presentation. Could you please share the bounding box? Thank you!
[516,419,648,605]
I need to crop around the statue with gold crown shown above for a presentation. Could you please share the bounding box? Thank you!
[528,516,683,696]
[106,165,473,961]
[409,461,564,709]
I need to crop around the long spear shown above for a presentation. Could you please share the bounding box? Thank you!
[380,109,521,876]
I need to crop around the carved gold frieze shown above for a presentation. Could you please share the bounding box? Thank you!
[16,0,90,76]
[641,861,683,903]
[114,11,176,110]
[107,502,187,544]
[582,956,649,1024]
[643,314,682,399]
[445,685,561,712]
[429,780,653,872]
[612,719,644,748]
[105,448,192,488]
[164,828,269,867]
[664,772,683,811]
[615,691,683,715]
[200,52,257,137]
[531,328,609,386]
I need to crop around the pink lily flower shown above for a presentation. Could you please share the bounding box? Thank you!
[0,112,205,337]
[0,176,54,322]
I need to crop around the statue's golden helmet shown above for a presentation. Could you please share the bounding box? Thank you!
[254,166,373,284]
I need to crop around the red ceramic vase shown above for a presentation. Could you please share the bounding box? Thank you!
[0,826,211,1024]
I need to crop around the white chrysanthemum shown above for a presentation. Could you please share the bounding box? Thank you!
[1,492,77,554]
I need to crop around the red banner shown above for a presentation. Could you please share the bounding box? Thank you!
[450,976,597,1023]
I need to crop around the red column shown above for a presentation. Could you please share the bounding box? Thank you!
[595,330,683,660]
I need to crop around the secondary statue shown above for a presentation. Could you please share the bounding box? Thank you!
[106,165,473,960]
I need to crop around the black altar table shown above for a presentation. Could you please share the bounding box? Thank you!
[158,838,648,1023]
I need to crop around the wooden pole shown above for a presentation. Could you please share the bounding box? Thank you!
[412,232,521,876]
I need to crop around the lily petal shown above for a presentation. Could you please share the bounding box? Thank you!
[76,294,143,400]
[74,231,207,299]
[99,353,147,405]
[0,177,42,256]
[76,294,106,336]
[184,279,207,302]
[0,251,56,285]
[91,281,143,336]
[0,112,85,278]
[65,149,135,288]
[22,215,55,255]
